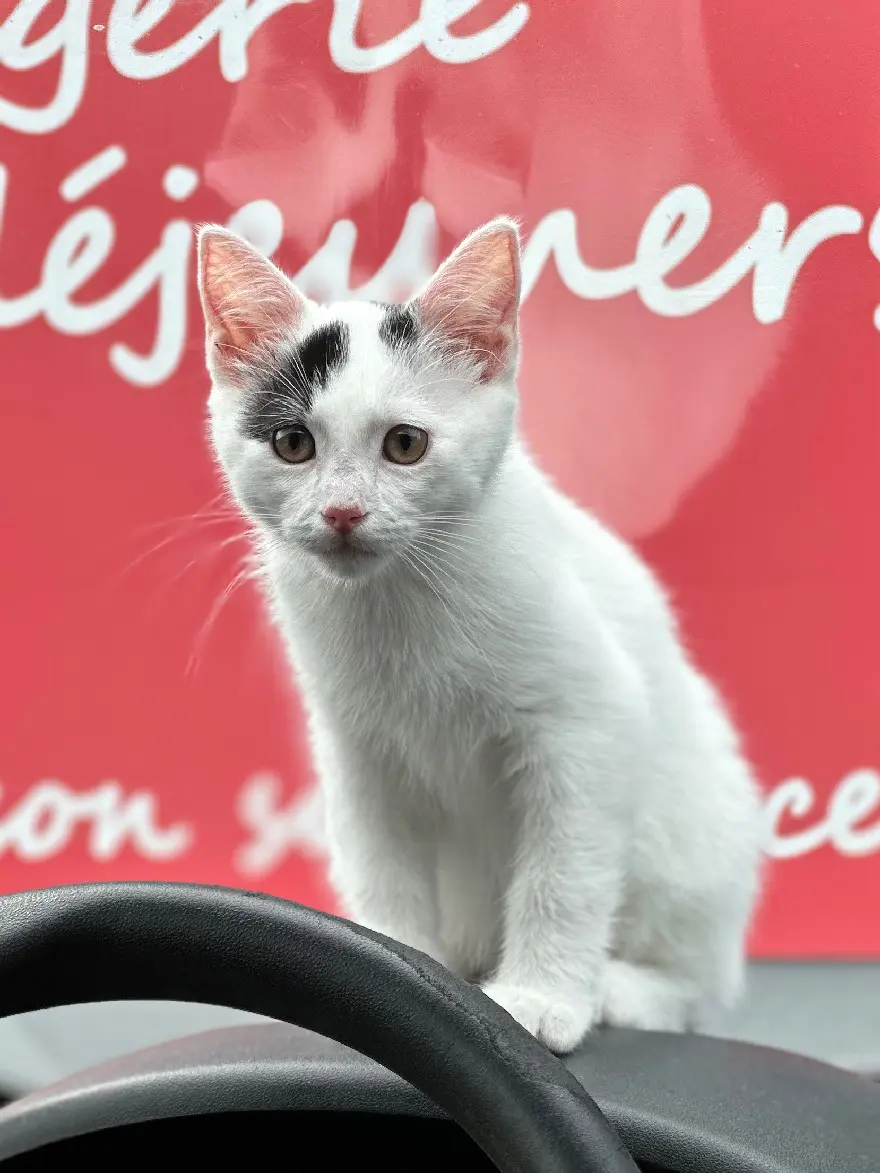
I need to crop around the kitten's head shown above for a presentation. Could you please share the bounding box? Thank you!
[197,218,521,582]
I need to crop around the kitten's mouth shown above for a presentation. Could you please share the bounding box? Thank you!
[326,542,377,561]
[311,533,382,578]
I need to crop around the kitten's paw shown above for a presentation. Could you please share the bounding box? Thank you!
[599,960,692,1031]
[480,982,595,1053]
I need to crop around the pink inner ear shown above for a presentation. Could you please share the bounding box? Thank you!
[417,224,521,383]
[198,228,305,377]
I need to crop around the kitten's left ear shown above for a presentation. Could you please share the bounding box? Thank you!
[413,217,522,383]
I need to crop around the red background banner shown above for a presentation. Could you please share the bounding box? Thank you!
[1,0,879,956]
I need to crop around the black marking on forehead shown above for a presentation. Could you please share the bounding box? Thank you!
[240,321,349,439]
[376,302,419,350]
[297,322,350,395]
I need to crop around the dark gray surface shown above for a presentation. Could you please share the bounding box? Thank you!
[1,1022,879,1171]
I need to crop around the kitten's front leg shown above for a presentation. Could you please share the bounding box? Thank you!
[483,720,631,1053]
[319,744,444,964]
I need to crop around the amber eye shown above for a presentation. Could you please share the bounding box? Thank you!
[383,425,428,465]
[272,426,316,464]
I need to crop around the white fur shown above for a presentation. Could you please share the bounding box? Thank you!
[201,221,763,1053]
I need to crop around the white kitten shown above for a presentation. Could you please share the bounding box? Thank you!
[197,217,763,1053]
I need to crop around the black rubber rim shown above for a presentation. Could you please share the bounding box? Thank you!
[0,883,637,1172]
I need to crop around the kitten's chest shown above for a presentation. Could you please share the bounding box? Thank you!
[288,581,488,696]
[327,633,482,743]
[285,596,500,784]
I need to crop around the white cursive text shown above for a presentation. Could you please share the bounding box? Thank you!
[0,779,193,862]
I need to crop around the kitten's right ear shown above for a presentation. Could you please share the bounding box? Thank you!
[197,226,309,384]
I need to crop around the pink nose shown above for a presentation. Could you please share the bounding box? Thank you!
[322,506,366,535]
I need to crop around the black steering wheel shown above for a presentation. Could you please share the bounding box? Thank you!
[0,882,637,1172]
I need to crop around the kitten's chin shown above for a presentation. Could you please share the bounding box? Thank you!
[311,545,387,583]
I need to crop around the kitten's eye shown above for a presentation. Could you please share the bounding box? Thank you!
[272,426,315,464]
[383,425,428,465]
